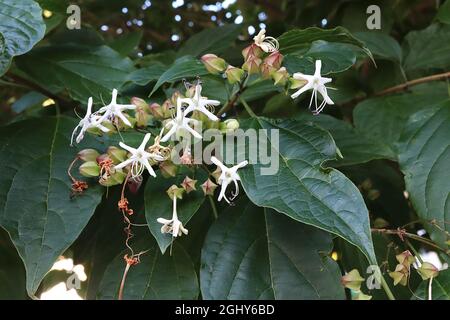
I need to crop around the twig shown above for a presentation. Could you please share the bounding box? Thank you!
[217,74,248,116]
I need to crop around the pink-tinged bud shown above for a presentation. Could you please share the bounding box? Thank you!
[162,100,175,118]
[96,153,111,164]
[396,250,415,267]
[127,176,143,194]
[272,67,289,86]
[389,264,409,286]
[225,65,244,84]
[149,103,165,119]
[353,292,372,300]
[260,62,277,79]
[242,57,261,75]
[78,149,100,162]
[289,77,308,89]
[264,51,283,69]
[341,269,365,291]
[242,43,263,60]
[201,54,227,74]
[107,146,127,164]
[181,176,197,193]
[130,97,148,110]
[417,262,439,280]
[170,91,183,107]
[159,161,177,178]
[79,161,100,177]
[99,169,126,187]
[201,178,218,196]
[167,184,185,200]
[132,99,150,127]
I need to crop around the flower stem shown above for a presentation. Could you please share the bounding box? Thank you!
[118,263,131,300]
[208,195,218,220]
[380,274,396,300]
[217,74,248,116]
[240,98,257,118]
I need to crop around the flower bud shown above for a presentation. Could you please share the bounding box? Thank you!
[289,77,308,90]
[242,43,263,60]
[149,103,165,119]
[220,118,240,134]
[225,65,244,84]
[260,62,276,79]
[132,98,150,127]
[361,178,373,191]
[242,57,262,75]
[201,178,218,196]
[212,167,221,182]
[264,51,283,69]
[79,161,100,177]
[117,114,136,130]
[131,97,148,110]
[159,161,178,178]
[162,100,175,118]
[170,91,183,107]
[396,250,415,267]
[99,169,126,187]
[167,184,185,200]
[417,262,439,280]
[367,189,380,201]
[201,54,227,74]
[78,149,100,162]
[341,269,365,291]
[128,176,143,194]
[272,67,289,86]
[389,264,409,286]
[181,176,197,193]
[107,146,127,164]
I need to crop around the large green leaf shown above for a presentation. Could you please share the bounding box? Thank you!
[177,24,240,57]
[436,0,450,24]
[397,103,450,244]
[354,32,402,63]
[284,41,357,75]
[239,117,376,262]
[0,117,104,296]
[200,200,345,300]
[0,0,46,76]
[149,56,208,96]
[98,239,199,300]
[402,24,450,75]
[16,45,135,103]
[127,63,166,86]
[278,27,373,62]
[145,169,206,253]
[414,269,450,300]
[353,83,449,154]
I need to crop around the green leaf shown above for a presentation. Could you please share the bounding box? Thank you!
[109,31,143,56]
[0,117,104,296]
[353,83,450,154]
[145,169,206,253]
[239,117,376,262]
[436,0,450,24]
[354,32,402,63]
[0,0,46,76]
[16,45,135,103]
[127,63,166,86]
[278,27,373,62]
[284,41,356,75]
[402,24,450,75]
[177,24,241,57]
[297,113,396,166]
[149,56,208,96]
[414,269,450,300]
[397,102,450,244]
[200,200,345,299]
[98,239,199,300]
[240,79,280,103]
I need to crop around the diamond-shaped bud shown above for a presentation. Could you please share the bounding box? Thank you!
[389,263,409,286]
[396,250,415,267]
[149,103,164,119]
[201,54,227,74]
[225,65,244,84]
[107,146,127,164]
[341,269,365,291]
[260,62,277,79]
[167,184,185,200]
[264,51,283,69]
[132,98,150,127]
[220,118,240,134]
[130,97,148,110]
[242,43,263,60]
[170,91,183,107]
[272,67,289,86]
[242,57,262,75]
[201,178,218,196]
[78,149,100,162]
[79,161,100,177]
[159,161,178,178]
[181,176,197,193]
[417,262,439,280]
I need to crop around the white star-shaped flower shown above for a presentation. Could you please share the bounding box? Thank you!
[210,156,248,204]
[97,89,136,127]
[290,60,335,114]
[253,29,279,53]
[160,100,202,142]
[157,197,188,238]
[71,97,110,146]
[181,83,220,121]
[115,133,164,178]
